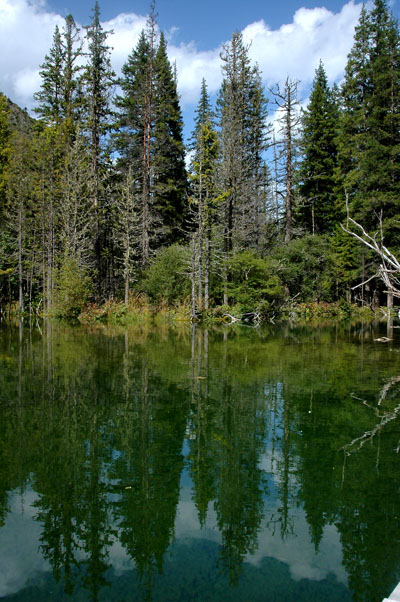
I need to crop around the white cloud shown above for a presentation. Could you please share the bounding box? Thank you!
[103,12,147,77]
[241,1,362,92]
[0,0,63,108]
[0,0,362,116]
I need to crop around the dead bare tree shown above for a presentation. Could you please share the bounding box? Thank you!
[341,216,400,307]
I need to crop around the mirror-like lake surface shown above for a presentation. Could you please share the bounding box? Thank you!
[0,321,400,601]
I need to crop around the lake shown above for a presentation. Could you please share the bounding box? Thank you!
[0,320,399,601]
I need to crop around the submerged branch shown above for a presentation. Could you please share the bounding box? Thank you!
[341,376,400,455]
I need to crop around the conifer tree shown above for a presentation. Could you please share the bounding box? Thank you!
[218,32,268,253]
[189,79,220,312]
[34,16,82,135]
[116,16,156,267]
[83,1,115,210]
[153,32,187,246]
[339,0,400,244]
[34,26,64,125]
[0,94,11,222]
[61,14,83,134]
[116,14,187,267]
[297,62,339,234]
[82,2,115,296]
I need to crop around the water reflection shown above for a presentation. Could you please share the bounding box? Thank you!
[0,321,399,601]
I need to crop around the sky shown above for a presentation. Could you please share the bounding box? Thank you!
[1,0,398,139]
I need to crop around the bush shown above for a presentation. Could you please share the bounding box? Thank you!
[272,234,335,301]
[141,244,191,304]
[226,250,286,312]
[52,257,92,319]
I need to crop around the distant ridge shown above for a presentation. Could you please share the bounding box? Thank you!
[0,92,34,133]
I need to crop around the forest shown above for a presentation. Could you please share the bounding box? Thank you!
[0,0,399,322]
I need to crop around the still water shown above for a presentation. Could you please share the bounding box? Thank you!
[0,321,399,601]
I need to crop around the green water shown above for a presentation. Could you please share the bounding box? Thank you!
[0,321,399,602]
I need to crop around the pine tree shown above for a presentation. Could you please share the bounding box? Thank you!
[152,32,187,246]
[34,26,64,125]
[297,62,339,234]
[189,79,220,312]
[116,16,156,267]
[339,0,400,244]
[0,94,11,221]
[217,32,268,253]
[83,1,115,210]
[61,14,83,134]
[116,18,187,267]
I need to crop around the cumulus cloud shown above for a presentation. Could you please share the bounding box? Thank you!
[0,0,362,115]
[241,1,362,92]
[0,0,63,108]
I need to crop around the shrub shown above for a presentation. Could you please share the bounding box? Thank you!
[272,234,335,301]
[52,256,92,319]
[141,244,191,304]
[226,250,286,312]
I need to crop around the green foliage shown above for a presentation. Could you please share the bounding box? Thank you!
[141,244,191,304]
[297,62,339,234]
[273,235,335,301]
[339,0,400,245]
[52,256,92,318]
[218,31,269,251]
[0,94,11,216]
[152,32,188,243]
[225,250,285,311]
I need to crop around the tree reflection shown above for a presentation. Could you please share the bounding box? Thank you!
[0,322,400,601]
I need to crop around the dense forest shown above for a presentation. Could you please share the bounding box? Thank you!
[1,0,400,321]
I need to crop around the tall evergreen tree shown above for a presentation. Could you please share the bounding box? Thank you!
[83,1,115,210]
[152,32,187,246]
[339,0,400,244]
[297,62,339,234]
[0,94,11,221]
[82,2,115,296]
[116,16,187,267]
[189,79,220,312]
[34,26,64,125]
[116,16,156,267]
[61,14,83,134]
[218,32,268,253]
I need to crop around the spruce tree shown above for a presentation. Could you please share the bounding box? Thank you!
[153,32,187,245]
[34,26,64,125]
[217,31,268,253]
[82,2,115,296]
[339,0,400,244]
[189,79,220,312]
[116,18,187,266]
[0,94,11,221]
[83,1,115,210]
[297,62,339,234]
[61,14,83,134]
[116,17,156,267]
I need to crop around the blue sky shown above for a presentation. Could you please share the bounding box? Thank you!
[44,0,354,50]
[1,0,397,139]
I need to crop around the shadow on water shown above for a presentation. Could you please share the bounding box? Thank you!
[0,319,399,601]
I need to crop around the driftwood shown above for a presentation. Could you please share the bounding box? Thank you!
[222,312,261,325]
[341,216,400,300]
